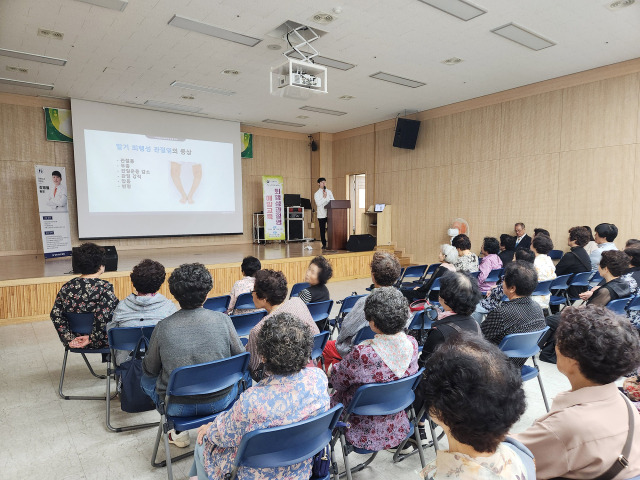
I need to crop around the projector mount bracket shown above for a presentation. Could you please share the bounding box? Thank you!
[283,25,320,63]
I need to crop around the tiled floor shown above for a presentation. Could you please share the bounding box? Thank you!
[0,278,571,479]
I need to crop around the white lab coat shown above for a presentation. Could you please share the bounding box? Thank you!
[314,188,334,219]
[47,183,67,210]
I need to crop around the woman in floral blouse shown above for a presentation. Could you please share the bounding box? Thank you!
[189,312,329,480]
[50,243,118,349]
[451,234,479,273]
[331,287,419,451]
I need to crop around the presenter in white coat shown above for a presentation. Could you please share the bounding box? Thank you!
[314,177,334,249]
[47,170,68,211]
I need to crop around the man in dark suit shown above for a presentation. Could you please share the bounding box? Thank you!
[514,222,531,250]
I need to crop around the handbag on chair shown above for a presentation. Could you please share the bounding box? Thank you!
[117,335,155,413]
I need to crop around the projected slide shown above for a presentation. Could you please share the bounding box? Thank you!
[84,130,234,213]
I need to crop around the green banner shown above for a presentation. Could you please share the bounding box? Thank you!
[44,107,73,142]
[241,132,253,158]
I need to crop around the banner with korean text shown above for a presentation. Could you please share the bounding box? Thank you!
[262,175,285,241]
[35,165,73,258]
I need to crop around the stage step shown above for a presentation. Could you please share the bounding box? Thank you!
[375,244,413,267]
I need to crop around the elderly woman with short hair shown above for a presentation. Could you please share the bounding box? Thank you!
[189,313,330,480]
[402,244,458,303]
[452,234,479,273]
[298,255,333,304]
[530,234,556,309]
[330,287,419,451]
[516,306,640,479]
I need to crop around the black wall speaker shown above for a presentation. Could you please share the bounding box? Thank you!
[346,234,376,252]
[103,246,118,272]
[393,118,421,150]
[311,140,318,151]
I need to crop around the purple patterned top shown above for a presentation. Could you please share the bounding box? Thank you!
[203,367,330,480]
[331,334,420,450]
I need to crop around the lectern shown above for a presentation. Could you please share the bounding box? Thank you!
[326,200,350,250]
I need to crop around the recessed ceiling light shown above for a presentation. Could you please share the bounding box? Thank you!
[339,95,355,100]
[296,115,310,119]
[168,15,261,47]
[369,72,425,88]
[180,95,195,100]
[75,0,128,11]
[442,57,464,65]
[221,69,240,75]
[267,44,282,50]
[6,66,28,73]
[0,48,67,66]
[608,0,635,8]
[144,100,202,113]
[418,0,487,21]
[170,80,235,96]
[310,12,335,24]
[262,119,306,127]
[37,28,64,40]
[300,105,347,116]
[0,77,54,90]
[287,51,355,70]
[491,23,555,51]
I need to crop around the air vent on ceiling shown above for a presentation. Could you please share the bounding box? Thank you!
[310,12,335,24]
[442,57,463,65]
[222,69,240,75]
[339,95,355,100]
[180,95,195,100]
[38,28,64,40]
[6,66,28,73]
[608,0,635,8]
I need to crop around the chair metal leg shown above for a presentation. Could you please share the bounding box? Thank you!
[151,415,196,472]
[81,353,107,379]
[151,421,165,468]
[533,357,550,412]
[411,408,426,468]
[339,432,353,480]
[330,437,341,480]
[106,370,158,433]
[59,348,107,401]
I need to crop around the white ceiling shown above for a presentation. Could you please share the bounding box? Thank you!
[1,0,639,133]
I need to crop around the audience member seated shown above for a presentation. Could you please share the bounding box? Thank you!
[627,238,640,248]
[534,227,550,238]
[50,242,118,350]
[553,226,592,304]
[583,225,599,256]
[323,251,401,368]
[419,333,528,480]
[402,244,457,303]
[107,259,177,364]
[589,222,619,271]
[541,250,634,364]
[531,233,556,309]
[623,366,640,412]
[452,234,479,273]
[298,255,333,304]
[330,287,419,451]
[481,261,546,367]
[623,247,640,329]
[514,222,531,250]
[515,306,640,479]
[419,272,482,366]
[189,313,329,480]
[477,237,503,294]
[246,269,318,380]
[141,263,245,448]
[227,256,261,314]
[498,234,516,267]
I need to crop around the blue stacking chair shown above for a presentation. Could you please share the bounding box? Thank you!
[223,404,343,480]
[628,295,640,312]
[498,328,550,412]
[312,331,330,369]
[428,277,442,306]
[290,282,311,298]
[231,311,267,345]
[469,271,480,279]
[390,268,406,289]
[548,249,563,260]
[58,312,110,401]
[329,294,367,334]
[567,271,593,302]
[407,308,438,345]
[400,265,428,288]
[424,263,440,277]
[549,274,573,309]
[151,352,251,480]
[106,325,158,432]
[331,369,427,480]
[606,297,631,315]
[485,268,504,283]
[307,300,334,331]
[234,292,257,310]
[503,437,536,479]
[590,271,604,287]
[353,325,376,344]
[203,295,231,312]
[532,279,554,313]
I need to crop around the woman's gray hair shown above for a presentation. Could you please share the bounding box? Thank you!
[364,287,409,335]
[256,312,313,375]
[441,244,458,264]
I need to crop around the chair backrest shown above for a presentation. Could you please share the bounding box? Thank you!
[231,404,343,471]
[307,300,334,322]
[290,282,311,298]
[235,292,256,310]
[353,325,376,344]
[548,249,563,260]
[203,295,231,312]
[628,295,640,311]
[231,311,267,337]
[550,274,573,291]
[407,309,436,332]
[425,263,440,276]
[345,369,424,418]
[568,271,592,287]
[503,437,536,480]
[339,294,367,316]
[498,328,549,359]
[590,271,603,283]
[485,268,504,283]
[107,325,155,352]
[311,331,330,361]
[606,297,631,315]
[469,271,480,279]
[64,312,96,335]
[166,352,250,399]
[402,265,427,280]
[531,279,553,296]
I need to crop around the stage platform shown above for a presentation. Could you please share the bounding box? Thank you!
[0,242,375,326]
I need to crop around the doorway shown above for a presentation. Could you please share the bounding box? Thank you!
[346,174,366,236]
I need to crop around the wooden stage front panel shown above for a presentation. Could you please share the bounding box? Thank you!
[0,244,374,326]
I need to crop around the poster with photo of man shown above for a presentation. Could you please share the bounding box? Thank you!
[35,165,72,258]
